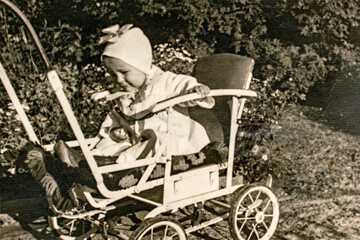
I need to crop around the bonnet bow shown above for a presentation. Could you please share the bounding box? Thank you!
[99,24,133,45]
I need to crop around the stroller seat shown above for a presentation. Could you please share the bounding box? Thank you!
[52,139,228,191]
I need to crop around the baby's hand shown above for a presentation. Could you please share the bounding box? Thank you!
[91,91,110,102]
[110,128,129,142]
[192,85,211,97]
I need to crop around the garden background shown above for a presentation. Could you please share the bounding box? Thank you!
[0,0,360,239]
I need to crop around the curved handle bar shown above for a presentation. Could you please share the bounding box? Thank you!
[151,89,257,113]
[0,0,51,70]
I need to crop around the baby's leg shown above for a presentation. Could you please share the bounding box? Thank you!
[93,137,132,156]
[116,137,156,163]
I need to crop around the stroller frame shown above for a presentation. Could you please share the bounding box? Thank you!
[0,1,279,239]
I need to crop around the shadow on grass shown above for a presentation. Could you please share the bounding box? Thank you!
[301,65,360,136]
[0,174,57,239]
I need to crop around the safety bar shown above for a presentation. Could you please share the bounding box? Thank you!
[151,89,257,113]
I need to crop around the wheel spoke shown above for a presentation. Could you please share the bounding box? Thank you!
[69,220,75,234]
[248,192,259,212]
[247,223,256,240]
[254,191,261,206]
[248,192,255,205]
[238,203,248,213]
[52,215,94,239]
[254,224,260,239]
[134,218,185,240]
[62,219,76,228]
[170,232,179,239]
[262,199,271,213]
[163,225,169,240]
[262,221,269,231]
[237,217,256,221]
[231,186,279,240]
[238,217,248,234]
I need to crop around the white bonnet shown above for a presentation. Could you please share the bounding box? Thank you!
[100,24,152,75]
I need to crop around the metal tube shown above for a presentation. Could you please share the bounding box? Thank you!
[46,70,103,184]
[209,199,231,209]
[128,194,162,207]
[0,61,40,143]
[185,214,228,234]
[0,0,51,70]
[226,97,239,188]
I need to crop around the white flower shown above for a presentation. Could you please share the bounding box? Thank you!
[0,148,8,154]
[8,168,16,175]
[251,144,260,154]
[262,154,268,161]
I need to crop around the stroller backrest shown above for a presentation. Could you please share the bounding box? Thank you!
[192,53,254,90]
[190,53,255,144]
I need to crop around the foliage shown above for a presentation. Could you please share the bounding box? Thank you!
[0,4,107,175]
[15,0,360,123]
[1,0,359,176]
[235,127,274,182]
[28,0,360,132]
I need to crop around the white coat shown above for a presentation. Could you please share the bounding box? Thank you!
[96,65,215,160]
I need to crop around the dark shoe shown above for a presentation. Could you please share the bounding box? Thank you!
[54,140,83,167]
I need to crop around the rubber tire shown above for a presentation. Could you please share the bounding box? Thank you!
[130,216,187,240]
[229,185,279,240]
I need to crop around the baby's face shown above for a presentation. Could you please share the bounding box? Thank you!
[103,56,146,92]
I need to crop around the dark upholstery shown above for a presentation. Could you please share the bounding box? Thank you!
[190,53,255,143]
[192,53,254,90]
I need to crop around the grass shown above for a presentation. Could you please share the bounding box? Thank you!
[270,104,360,240]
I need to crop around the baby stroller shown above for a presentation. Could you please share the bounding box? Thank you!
[0,1,279,239]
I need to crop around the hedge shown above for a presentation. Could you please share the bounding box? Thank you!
[0,0,359,179]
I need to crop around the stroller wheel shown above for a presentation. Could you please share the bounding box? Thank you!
[48,213,99,239]
[229,185,279,240]
[130,216,187,240]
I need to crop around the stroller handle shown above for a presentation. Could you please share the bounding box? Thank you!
[0,0,51,70]
[151,89,257,113]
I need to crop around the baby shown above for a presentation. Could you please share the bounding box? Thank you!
[94,24,215,162]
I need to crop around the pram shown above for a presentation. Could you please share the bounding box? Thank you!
[0,1,279,239]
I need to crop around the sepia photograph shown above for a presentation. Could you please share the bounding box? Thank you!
[0,0,359,239]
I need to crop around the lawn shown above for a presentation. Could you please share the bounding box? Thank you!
[271,104,360,240]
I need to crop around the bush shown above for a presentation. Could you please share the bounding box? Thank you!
[27,0,360,125]
[1,0,359,178]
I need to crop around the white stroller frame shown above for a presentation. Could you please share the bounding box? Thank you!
[0,1,279,239]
